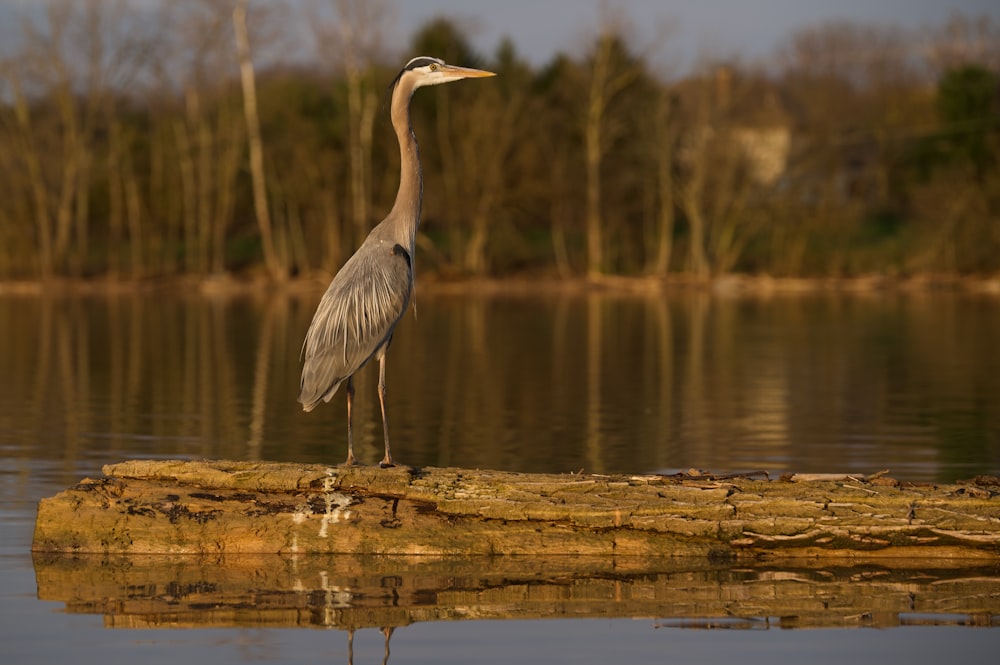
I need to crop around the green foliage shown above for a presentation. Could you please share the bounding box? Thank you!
[937,65,999,174]
[938,65,998,126]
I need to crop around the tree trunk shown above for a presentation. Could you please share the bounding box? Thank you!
[680,127,711,279]
[233,0,283,281]
[9,75,55,279]
[583,32,639,278]
[212,107,243,274]
[651,91,677,275]
[584,57,606,278]
[173,112,198,274]
[435,93,462,267]
[464,207,492,275]
[345,64,371,243]
[107,122,125,278]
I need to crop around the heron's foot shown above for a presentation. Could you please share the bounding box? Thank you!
[379,455,395,469]
[343,453,359,467]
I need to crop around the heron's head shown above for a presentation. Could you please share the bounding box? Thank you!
[389,56,495,96]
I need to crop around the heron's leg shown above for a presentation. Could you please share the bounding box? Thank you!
[344,377,357,466]
[377,354,394,467]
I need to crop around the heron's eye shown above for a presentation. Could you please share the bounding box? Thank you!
[429,63,438,71]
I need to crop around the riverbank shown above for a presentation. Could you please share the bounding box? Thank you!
[3,271,1000,298]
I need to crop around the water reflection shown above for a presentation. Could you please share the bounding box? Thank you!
[1,289,998,482]
[32,553,1000,630]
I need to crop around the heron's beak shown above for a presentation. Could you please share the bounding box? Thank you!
[440,64,497,80]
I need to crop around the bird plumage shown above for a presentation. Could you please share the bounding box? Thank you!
[298,236,411,412]
[299,56,495,466]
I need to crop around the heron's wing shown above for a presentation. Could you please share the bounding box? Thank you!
[299,241,412,409]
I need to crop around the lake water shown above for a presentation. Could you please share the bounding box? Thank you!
[2,286,999,663]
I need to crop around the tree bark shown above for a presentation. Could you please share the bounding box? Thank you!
[33,459,1000,560]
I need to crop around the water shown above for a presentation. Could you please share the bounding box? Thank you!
[2,287,999,663]
[4,288,998,479]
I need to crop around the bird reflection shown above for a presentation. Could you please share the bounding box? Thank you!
[346,627,395,665]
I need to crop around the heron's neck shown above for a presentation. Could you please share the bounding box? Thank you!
[387,84,422,249]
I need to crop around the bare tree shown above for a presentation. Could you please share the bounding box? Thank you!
[582,24,639,277]
[649,86,680,275]
[310,0,390,262]
[149,0,247,276]
[925,13,1000,75]
[8,1,104,276]
[675,65,770,278]
[234,0,284,280]
[0,0,156,278]
[460,91,521,275]
[3,68,55,277]
[676,89,711,278]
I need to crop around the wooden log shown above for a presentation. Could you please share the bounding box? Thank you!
[31,459,1000,559]
[31,552,1000,630]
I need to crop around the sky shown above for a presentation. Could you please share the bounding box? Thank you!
[0,0,997,74]
[393,0,1000,70]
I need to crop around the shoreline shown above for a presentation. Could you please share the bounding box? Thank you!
[2,271,999,298]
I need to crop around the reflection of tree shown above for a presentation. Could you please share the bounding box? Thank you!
[4,291,999,480]
[584,293,603,471]
[248,294,285,459]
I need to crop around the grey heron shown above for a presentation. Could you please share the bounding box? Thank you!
[299,56,495,467]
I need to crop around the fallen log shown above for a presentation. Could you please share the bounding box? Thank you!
[32,459,1000,559]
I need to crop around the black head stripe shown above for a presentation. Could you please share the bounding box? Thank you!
[404,56,444,71]
[388,57,445,99]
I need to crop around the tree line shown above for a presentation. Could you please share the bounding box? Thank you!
[0,0,998,282]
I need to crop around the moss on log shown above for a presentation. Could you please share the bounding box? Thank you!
[32,459,1000,559]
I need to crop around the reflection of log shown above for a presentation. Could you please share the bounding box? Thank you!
[32,552,1000,630]
[32,459,1000,558]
